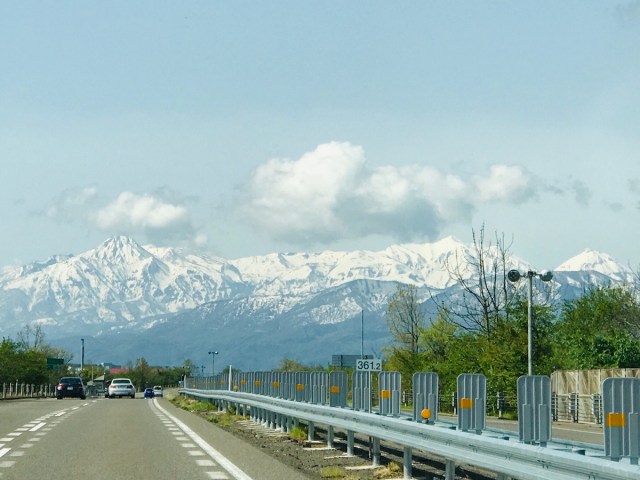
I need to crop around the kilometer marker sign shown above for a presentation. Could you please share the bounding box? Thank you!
[356,358,382,371]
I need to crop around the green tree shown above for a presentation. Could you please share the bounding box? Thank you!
[275,358,324,371]
[553,285,640,369]
[385,284,427,389]
[387,284,425,354]
[129,357,153,390]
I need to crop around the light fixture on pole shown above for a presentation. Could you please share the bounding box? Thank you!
[507,269,553,376]
[208,351,218,376]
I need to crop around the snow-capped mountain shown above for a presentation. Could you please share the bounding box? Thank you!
[0,236,636,370]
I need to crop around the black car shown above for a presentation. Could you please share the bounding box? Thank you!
[56,376,86,400]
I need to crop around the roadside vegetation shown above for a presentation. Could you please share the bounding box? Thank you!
[384,226,640,405]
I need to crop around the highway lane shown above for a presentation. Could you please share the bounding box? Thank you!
[0,397,309,480]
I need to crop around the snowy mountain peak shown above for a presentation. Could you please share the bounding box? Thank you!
[556,249,634,278]
[86,236,152,264]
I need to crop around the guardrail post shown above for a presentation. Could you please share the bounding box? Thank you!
[327,425,334,449]
[403,446,412,479]
[445,459,455,480]
[346,430,354,456]
[308,421,315,441]
[286,416,293,433]
[371,437,380,466]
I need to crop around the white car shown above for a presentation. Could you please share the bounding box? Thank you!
[152,385,163,397]
[107,378,136,398]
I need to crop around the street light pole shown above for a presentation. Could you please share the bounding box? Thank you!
[508,269,553,376]
[527,272,534,377]
[208,351,218,376]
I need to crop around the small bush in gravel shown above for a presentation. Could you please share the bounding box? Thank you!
[373,461,401,478]
[320,466,346,478]
[288,426,307,443]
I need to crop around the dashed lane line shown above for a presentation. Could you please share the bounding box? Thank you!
[151,399,251,480]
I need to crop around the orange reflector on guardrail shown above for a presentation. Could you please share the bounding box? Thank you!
[460,398,473,409]
[255,380,261,386]
[296,383,305,390]
[380,389,391,399]
[273,381,280,388]
[607,412,625,427]
[330,386,340,394]
[421,408,431,420]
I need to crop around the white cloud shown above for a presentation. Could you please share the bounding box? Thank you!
[40,188,204,247]
[93,192,189,231]
[473,165,536,203]
[235,142,542,245]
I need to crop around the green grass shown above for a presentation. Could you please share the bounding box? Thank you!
[288,426,307,442]
[320,466,346,478]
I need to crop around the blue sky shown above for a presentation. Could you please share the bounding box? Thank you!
[1,1,639,271]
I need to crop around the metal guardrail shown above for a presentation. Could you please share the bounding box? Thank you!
[1,383,54,399]
[180,387,638,480]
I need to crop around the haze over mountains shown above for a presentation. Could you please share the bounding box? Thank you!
[0,236,636,371]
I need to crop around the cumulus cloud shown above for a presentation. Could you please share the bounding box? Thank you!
[93,192,189,231]
[41,187,204,247]
[235,141,541,245]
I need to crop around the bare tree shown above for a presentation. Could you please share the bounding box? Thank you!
[435,225,518,336]
[387,284,425,353]
[16,325,46,352]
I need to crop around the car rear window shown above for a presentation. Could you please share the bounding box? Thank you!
[112,379,131,384]
[60,377,81,384]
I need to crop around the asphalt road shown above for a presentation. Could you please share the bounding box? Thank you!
[0,396,309,480]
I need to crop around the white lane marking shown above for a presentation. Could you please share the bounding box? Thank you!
[188,450,205,456]
[197,459,217,466]
[0,449,9,459]
[6,434,21,438]
[151,399,254,480]
[0,440,12,443]
[29,423,46,432]
[54,412,66,417]
[0,461,15,468]
[14,429,28,432]
[9,451,23,457]
[206,473,229,479]
[181,443,197,448]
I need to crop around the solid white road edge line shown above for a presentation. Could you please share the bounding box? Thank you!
[151,399,254,480]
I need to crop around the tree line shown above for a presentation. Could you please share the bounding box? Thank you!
[0,325,188,388]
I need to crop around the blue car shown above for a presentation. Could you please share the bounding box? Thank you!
[143,387,154,399]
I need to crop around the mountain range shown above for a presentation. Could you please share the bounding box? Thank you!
[0,236,636,371]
